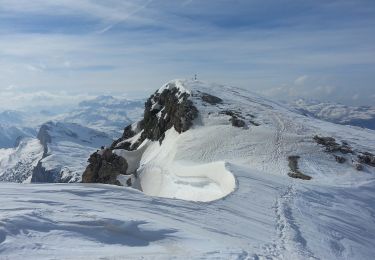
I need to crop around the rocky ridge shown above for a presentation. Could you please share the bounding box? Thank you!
[82,82,200,185]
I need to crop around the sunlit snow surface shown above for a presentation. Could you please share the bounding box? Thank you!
[1,80,375,259]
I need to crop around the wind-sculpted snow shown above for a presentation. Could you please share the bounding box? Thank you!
[138,130,236,202]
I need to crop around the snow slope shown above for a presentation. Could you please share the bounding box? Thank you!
[1,80,375,259]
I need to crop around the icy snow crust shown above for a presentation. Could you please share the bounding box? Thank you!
[1,80,375,259]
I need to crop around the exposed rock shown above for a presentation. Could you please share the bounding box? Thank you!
[287,156,312,180]
[31,161,60,183]
[313,135,337,146]
[82,149,127,186]
[249,120,260,126]
[230,117,246,128]
[201,93,223,105]
[82,84,201,186]
[220,110,259,127]
[334,155,346,164]
[358,152,375,167]
[37,123,52,156]
[122,125,136,140]
[313,135,375,171]
[110,124,138,150]
[355,163,364,171]
[220,110,244,119]
[140,85,198,144]
[313,135,353,154]
[14,136,24,147]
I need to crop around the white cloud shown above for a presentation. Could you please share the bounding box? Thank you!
[294,75,308,86]
[0,89,96,110]
[4,85,17,91]
[182,0,194,6]
[260,76,338,102]
[0,0,153,23]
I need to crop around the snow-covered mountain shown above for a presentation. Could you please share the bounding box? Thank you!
[1,80,375,259]
[0,138,43,183]
[31,121,114,183]
[60,95,144,138]
[0,110,26,125]
[290,98,375,130]
[0,95,144,183]
[0,95,144,149]
[0,125,37,148]
[0,122,113,183]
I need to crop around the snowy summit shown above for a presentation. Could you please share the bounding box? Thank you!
[1,79,375,259]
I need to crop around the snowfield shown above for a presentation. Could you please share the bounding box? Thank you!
[1,80,375,259]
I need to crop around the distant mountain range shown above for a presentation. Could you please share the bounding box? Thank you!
[0,95,144,182]
[2,94,375,184]
[290,99,375,130]
[60,95,144,138]
[0,95,144,148]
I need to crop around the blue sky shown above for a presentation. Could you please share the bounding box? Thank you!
[0,0,374,108]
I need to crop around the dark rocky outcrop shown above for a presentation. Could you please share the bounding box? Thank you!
[140,84,198,143]
[230,117,246,128]
[355,163,364,171]
[31,161,60,183]
[220,109,259,128]
[30,123,58,183]
[220,110,244,119]
[37,123,52,156]
[313,135,375,171]
[358,152,375,167]
[82,149,127,185]
[201,93,223,105]
[111,124,138,150]
[287,155,312,180]
[334,155,346,164]
[82,83,199,185]
[313,135,353,154]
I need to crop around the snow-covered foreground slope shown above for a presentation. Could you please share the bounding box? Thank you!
[1,80,375,259]
[1,172,374,259]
